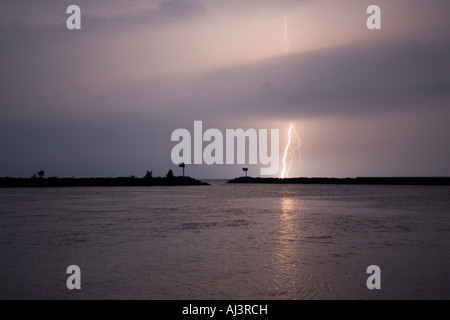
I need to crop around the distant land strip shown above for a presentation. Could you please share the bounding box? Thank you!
[227,177,450,186]
[0,176,210,188]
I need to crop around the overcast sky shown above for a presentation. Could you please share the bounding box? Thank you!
[1,0,449,178]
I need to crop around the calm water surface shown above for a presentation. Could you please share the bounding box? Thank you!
[1,181,449,299]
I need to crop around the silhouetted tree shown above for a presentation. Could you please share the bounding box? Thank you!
[144,170,153,179]
[37,170,45,179]
[166,169,174,179]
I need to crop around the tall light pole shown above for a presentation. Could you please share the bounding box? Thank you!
[179,161,186,177]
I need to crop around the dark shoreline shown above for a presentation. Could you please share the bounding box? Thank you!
[0,176,210,188]
[227,176,450,186]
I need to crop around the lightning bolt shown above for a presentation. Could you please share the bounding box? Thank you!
[283,17,290,54]
[281,123,301,179]
[281,124,293,179]
[286,126,301,178]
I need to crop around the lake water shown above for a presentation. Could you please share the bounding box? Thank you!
[1,181,449,300]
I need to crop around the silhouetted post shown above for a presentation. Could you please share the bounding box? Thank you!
[179,161,186,177]
[243,166,248,177]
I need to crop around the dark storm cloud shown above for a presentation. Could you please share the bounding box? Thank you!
[173,41,450,119]
[408,81,450,96]
[81,0,206,29]
[0,22,66,56]
[0,0,206,55]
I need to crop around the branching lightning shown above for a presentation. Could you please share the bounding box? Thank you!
[281,123,302,179]
[281,124,293,179]
[283,17,290,54]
